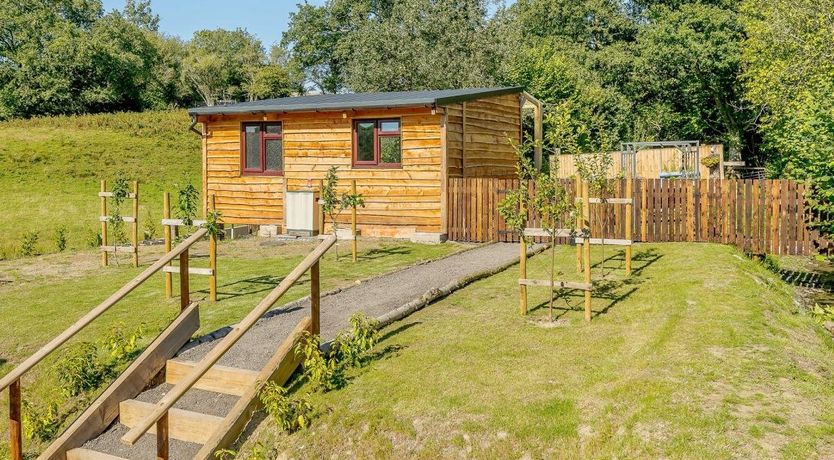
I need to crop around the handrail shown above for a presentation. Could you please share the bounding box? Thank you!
[0,228,209,393]
[121,233,337,446]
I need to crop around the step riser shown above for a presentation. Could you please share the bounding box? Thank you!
[166,360,258,397]
[66,448,127,460]
[119,399,222,445]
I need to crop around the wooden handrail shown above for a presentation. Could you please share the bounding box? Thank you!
[121,234,337,446]
[0,228,208,393]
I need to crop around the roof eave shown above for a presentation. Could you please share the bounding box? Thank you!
[188,101,437,117]
[434,86,524,106]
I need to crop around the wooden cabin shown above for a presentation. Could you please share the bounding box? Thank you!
[189,87,542,242]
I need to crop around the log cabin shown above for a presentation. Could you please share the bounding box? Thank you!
[188,87,542,242]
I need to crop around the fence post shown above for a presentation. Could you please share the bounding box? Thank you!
[351,179,358,262]
[641,179,648,241]
[179,249,189,311]
[156,412,168,460]
[575,175,582,273]
[519,179,528,316]
[101,180,108,267]
[209,195,217,302]
[132,180,140,267]
[163,192,172,299]
[582,180,592,322]
[9,379,22,460]
[311,261,320,334]
[625,178,633,276]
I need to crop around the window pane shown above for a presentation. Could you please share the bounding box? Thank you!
[265,123,282,135]
[244,125,261,169]
[357,122,375,162]
[265,139,283,171]
[379,120,399,133]
[379,135,401,164]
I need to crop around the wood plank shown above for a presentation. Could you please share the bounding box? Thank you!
[518,279,592,291]
[165,360,259,397]
[161,266,214,276]
[119,399,222,444]
[66,448,127,460]
[39,305,200,460]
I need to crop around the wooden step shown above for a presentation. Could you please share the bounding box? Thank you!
[66,448,127,460]
[118,399,223,444]
[165,360,259,396]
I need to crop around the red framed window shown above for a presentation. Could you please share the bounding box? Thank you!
[241,122,283,175]
[353,119,402,168]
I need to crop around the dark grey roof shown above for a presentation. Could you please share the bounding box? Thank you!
[188,87,523,116]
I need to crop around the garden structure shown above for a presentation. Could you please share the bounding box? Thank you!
[98,180,140,267]
[187,87,543,243]
[553,143,723,179]
[161,193,219,302]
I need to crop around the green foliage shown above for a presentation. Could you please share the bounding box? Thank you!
[110,175,131,207]
[811,304,834,324]
[761,254,780,273]
[532,173,576,237]
[100,322,145,364]
[54,225,68,252]
[143,210,158,241]
[176,179,200,227]
[295,331,346,392]
[499,141,536,240]
[259,382,314,433]
[700,155,721,169]
[575,151,614,197]
[320,166,341,224]
[20,231,40,256]
[55,342,107,398]
[333,313,381,368]
[340,191,366,213]
[86,228,103,249]
[205,208,225,239]
[22,397,63,442]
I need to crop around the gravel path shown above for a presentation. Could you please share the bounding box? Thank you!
[82,242,525,459]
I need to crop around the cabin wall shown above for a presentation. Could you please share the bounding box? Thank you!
[201,107,444,239]
[445,93,521,178]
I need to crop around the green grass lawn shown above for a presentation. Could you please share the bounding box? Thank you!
[239,243,834,459]
[0,110,200,258]
[0,236,463,456]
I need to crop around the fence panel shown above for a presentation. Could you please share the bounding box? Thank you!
[447,177,828,255]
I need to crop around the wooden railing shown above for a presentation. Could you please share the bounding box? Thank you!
[120,234,337,456]
[0,228,208,460]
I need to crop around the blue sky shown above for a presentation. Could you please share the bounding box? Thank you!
[101,1,327,47]
[101,1,510,48]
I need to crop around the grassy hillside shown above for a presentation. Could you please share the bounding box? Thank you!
[241,243,834,459]
[0,111,201,258]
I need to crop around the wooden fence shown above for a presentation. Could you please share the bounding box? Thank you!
[447,177,828,256]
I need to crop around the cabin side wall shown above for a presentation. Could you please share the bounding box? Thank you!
[201,107,444,239]
[445,92,521,178]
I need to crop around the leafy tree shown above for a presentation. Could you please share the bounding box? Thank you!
[741,0,834,237]
[121,0,159,31]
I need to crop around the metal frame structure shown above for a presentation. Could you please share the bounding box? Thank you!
[620,140,701,179]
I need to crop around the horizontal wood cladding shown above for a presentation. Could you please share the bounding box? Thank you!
[203,106,443,234]
[444,93,521,179]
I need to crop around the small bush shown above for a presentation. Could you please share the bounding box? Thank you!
[54,342,107,398]
[20,231,39,256]
[295,332,345,392]
[259,382,313,433]
[143,210,158,241]
[22,397,62,442]
[811,304,834,324]
[55,225,68,252]
[85,228,102,248]
[700,155,721,169]
[99,322,145,364]
[332,313,381,368]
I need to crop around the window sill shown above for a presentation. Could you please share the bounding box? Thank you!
[351,164,403,170]
[241,171,284,177]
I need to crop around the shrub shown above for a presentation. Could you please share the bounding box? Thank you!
[258,382,314,433]
[700,155,721,169]
[54,342,107,398]
[332,313,381,368]
[55,225,68,252]
[295,332,345,391]
[85,228,102,248]
[811,304,834,324]
[176,179,200,227]
[22,397,62,442]
[20,231,39,256]
[143,210,158,241]
[99,322,145,364]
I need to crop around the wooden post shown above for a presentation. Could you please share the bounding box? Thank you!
[311,261,320,335]
[641,179,648,241]
[163,192,172,299]
[156,412,168,460]
[351,180,358,262]
[519,237,528,316]
[575,175,582,273]
[209,195,217,302]
[132,180,140,267]
[582,181,592,322]
[9,379,22,460]
[100,180,108,267]
[179,249,189,311]
[625,178,633,276]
